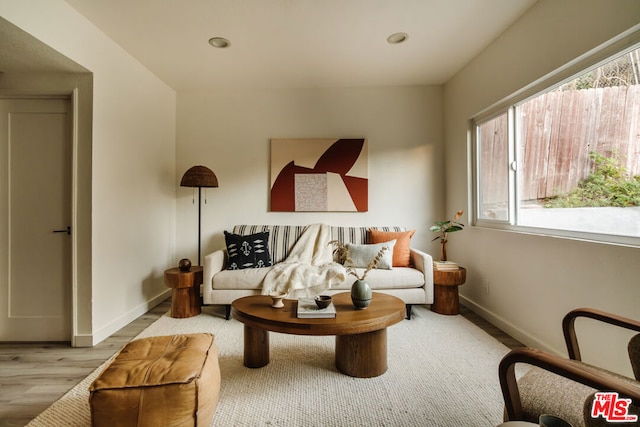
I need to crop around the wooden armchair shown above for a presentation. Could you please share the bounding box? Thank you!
[499,308,640,426]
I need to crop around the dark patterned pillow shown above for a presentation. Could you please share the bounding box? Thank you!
[225,231,272,270]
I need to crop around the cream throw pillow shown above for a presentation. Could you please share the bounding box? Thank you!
[345,240,396,270]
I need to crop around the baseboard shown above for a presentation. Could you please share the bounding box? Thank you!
[459,295,564,356]
[73,334,94,348]
[74,289,171,347]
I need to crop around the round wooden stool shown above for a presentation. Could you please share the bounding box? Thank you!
[431,267,466,315]
[164,266,203,318]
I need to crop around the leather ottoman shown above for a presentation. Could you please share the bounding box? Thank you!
[89,333,220,427]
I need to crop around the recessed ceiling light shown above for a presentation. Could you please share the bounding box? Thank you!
[387,32,408,44]
[208,37,230,48]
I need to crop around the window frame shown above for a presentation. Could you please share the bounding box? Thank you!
[470,25,640,248]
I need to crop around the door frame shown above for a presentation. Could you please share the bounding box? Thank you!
[1,93,76,342]
[70,89,80,346]
[1,79,92,347]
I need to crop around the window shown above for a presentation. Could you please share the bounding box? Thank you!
[472,34,640,246]
[477,112,511,222]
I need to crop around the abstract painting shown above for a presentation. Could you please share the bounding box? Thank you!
[270,138,368,212]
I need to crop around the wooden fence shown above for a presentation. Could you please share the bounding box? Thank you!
[481,85,640,203]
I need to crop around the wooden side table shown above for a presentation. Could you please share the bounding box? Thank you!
[431,266,466,315]
[164,266,203,318]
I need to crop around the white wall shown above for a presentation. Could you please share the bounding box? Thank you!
[176,86,444,262]
[1,0,177,345]
[444,0,640,376]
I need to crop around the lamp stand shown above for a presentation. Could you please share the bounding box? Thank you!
[179,165,218,267]
[197,187,202,266]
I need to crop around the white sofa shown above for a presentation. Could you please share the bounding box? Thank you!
[203,225,433,319]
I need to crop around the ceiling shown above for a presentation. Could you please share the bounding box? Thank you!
[0,17,88,74]
[5,1,538,91]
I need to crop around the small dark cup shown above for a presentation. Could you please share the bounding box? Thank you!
[315,295,332,309]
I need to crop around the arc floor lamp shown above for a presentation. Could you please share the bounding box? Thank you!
[180,165,219,265]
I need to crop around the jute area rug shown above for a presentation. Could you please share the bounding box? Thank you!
[27,304,512,426]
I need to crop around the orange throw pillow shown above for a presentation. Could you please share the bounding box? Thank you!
[369,229,415,267]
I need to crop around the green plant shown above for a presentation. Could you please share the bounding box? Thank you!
[329,241,389,281]
[429,210,464,261]
[544,152,640,208]
[429,210,465,244]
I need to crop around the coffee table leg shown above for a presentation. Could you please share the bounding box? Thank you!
[243,325,269,368]
[335,328,387,378]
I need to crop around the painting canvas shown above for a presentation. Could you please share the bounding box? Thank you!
[270,138,368,212]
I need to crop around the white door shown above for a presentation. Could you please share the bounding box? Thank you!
[0,98,72,341]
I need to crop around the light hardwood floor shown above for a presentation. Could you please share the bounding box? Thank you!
[0,299,522,427]
[0,300,171,427]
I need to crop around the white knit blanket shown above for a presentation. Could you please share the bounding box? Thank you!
[261,224,346,298]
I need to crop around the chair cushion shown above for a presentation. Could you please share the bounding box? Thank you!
[519,363,640,427]
[519,366,596,426]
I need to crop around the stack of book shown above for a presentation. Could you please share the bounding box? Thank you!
[297,298,336,318]
[433,261,459,271]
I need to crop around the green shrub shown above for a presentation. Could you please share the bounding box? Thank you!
[544,151,640,208]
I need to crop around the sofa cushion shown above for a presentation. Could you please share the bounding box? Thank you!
[345,240,396,270]
[225,230,272,270]
[233,225,308,264]
[213,266,274,290]
[213,265,423,292]
[369,229,415,267]
[333,267,425,290]
[330,225,406,245]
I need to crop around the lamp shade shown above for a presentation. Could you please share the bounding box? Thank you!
[180,165,219,188]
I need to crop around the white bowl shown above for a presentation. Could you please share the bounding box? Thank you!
[269,291,287,308]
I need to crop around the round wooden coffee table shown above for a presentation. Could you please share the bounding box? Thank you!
[231,292,405,378]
